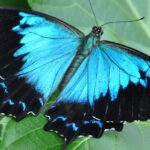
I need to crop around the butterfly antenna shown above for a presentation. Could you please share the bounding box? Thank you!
[88,0,99,26]
[101,17,145,27]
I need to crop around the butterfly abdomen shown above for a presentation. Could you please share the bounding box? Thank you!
[60,35,97,89]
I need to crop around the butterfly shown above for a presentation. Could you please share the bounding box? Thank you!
[0,7,150,145]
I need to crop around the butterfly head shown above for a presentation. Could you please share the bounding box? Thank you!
[92,26,103,38]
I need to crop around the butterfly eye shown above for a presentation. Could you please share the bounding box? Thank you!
[92,26,97,31]
[97,29,101,32]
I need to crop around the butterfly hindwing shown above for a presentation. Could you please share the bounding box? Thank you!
[45,41,150,143]
[0,8,83,120]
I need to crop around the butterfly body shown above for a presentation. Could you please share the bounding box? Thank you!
[0,8,150,145]
[61,28,101,89]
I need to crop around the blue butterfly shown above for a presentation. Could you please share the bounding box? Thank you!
[0,8,150,144]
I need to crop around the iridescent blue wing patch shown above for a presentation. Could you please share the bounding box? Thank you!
[0,8,83,120]
[45,40,150,143]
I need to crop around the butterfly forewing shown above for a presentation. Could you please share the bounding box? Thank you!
[0,8,83,120]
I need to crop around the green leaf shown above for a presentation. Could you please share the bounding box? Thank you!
[0,0,30,9]
[0,0,150,150]
[0,115,64,150]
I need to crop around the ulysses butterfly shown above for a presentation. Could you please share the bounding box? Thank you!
[0,7,150,145]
